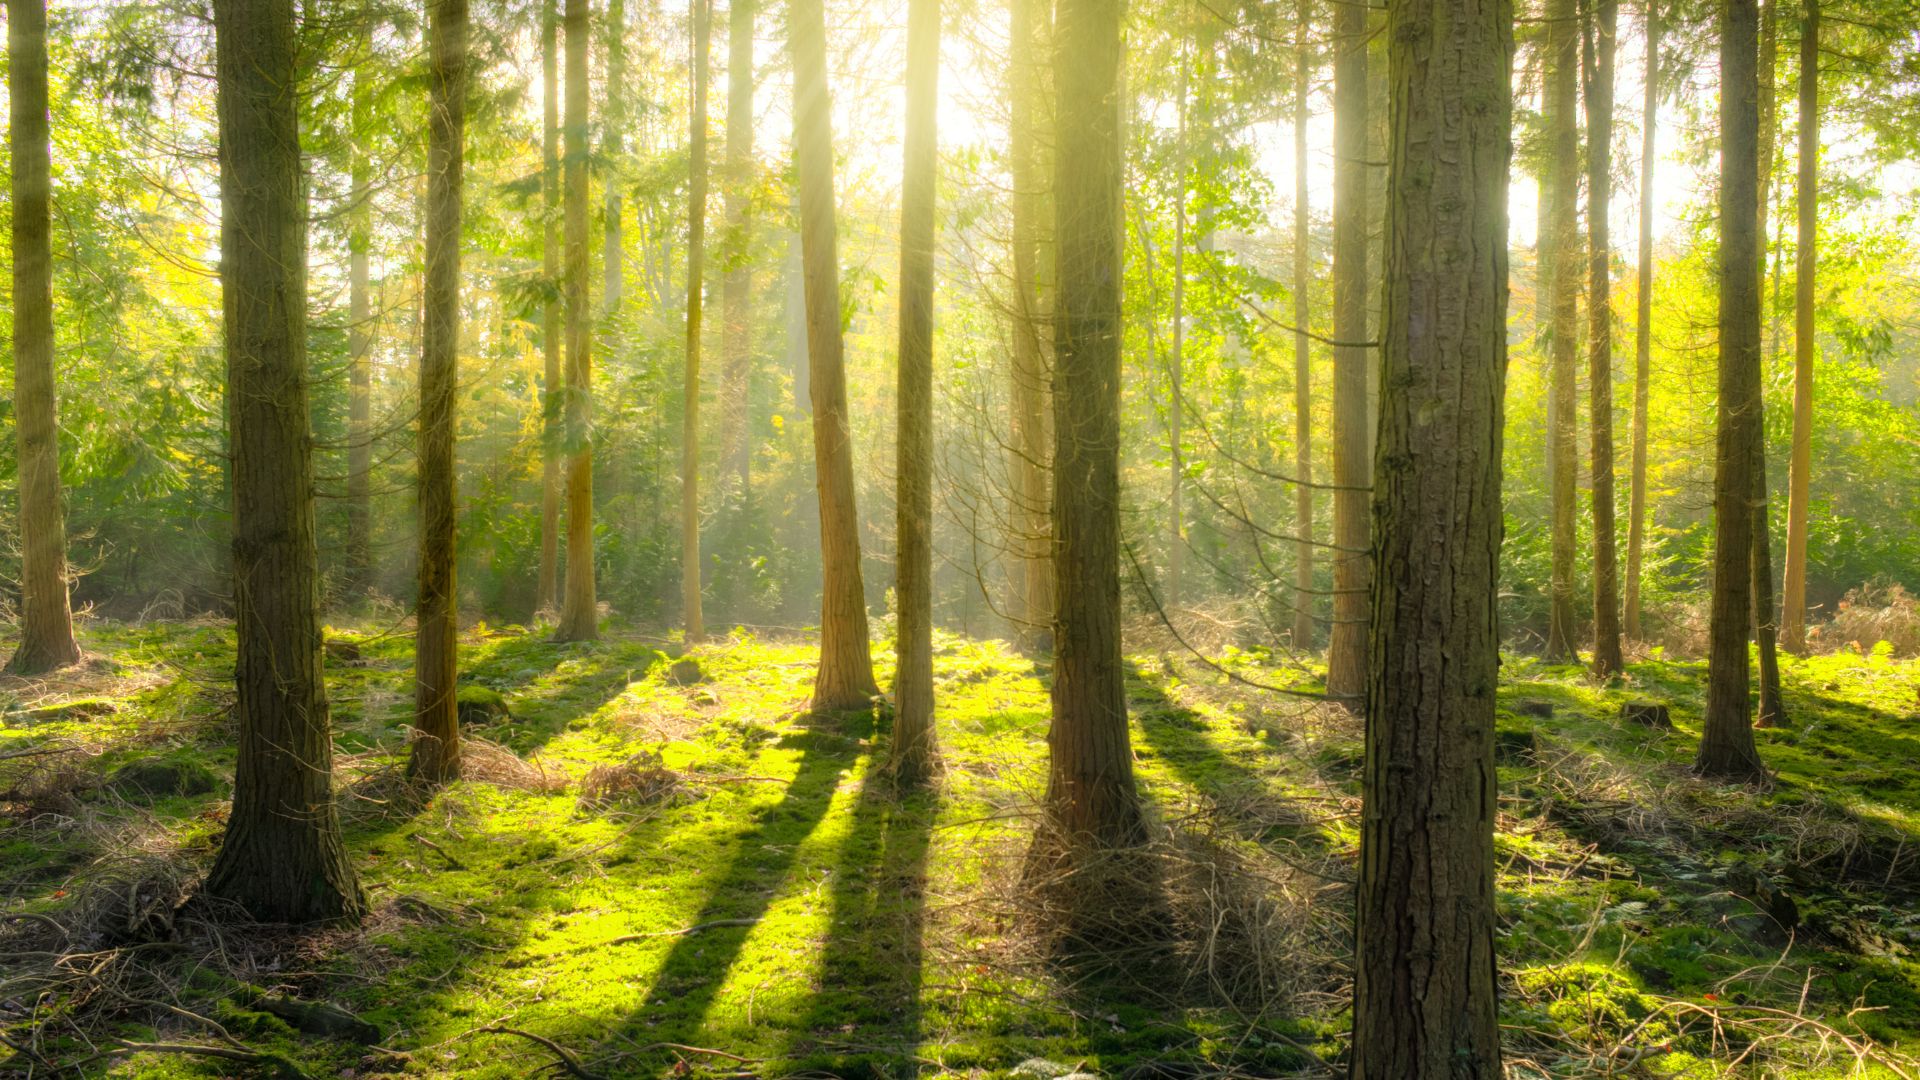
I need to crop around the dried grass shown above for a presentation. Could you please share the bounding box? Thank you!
[1821,581,1920,658]
[578,750,681,808]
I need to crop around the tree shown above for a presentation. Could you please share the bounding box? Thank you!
[1585,0,1625,675]
[536,0,562,617]
[203,0,363,924]
[1044,0,1142,846]
[1325,0,1369,702]
[1543,0,1581,664]
[409,0,468,784]
[344,28,374,593]
[554,0,598,642]
[1750,0,1786,727]
[5,0,82,675]
[1166,54,1189,612]
[1350,0,1511,1063]
[1781,0,1816,652]
[1697,0,1767,781]
[684,0,710,642]
[1290,0,1314,650]
[790,0,879,708]
[720,0,755,495]
[1008,0,1053,655]
[890,0,939,787]
[1625,0,1658,640]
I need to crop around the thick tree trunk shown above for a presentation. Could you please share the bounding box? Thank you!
[5,0,80,675]
[1008,0,1053,656]
[721,0,755,496]
[684,0,710,642]
[789,0,878,709]
[1045,0,1142,848]
[409,0,467,784]
[537,0,562,617]
[204,0,363,925]
[1325,0,1369,703]
[1781,0,1815,653]
[1585,0,1625,676]
[891,0,939,787]
[1544,0,1581,663]
[345,43,374,595]
[554,0,599,642]
[1750,0,1786,726]
[1697,0,1766,781]
[1625,0,1657,641]
[1290,0,1314,650]
[1350,0,1510,1066]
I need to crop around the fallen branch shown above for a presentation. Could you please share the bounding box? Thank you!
[70,1040,311,1079]
[475,1025,608,1080]
[604,917,760,945]
[411,833,466,870]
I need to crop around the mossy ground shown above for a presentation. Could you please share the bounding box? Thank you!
[3,621,1920,1076]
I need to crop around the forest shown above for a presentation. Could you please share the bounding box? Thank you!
[0,0,1917,1074]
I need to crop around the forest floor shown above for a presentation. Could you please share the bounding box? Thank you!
[4,620,1920,1077]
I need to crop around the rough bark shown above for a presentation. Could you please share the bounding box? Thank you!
[1045,0,1142,848]
[1350,0,1511,1065]
[554,0,599,642]
[684,0,710,642]
[203,0,363,924]
[409,0,467,784]
[720,0,755,496]
[789,0,878,709]
[1625,0,1657,640]
[5,0,81,675]
[1544,0,1581,663]
[1290,0,1314,650]
[344,37,374,594]
[1750,0,1786,726]
[1008,0,1053,655]
[1697,0,1766,781]
[890,0,939,787]
[1781,0,1815,653]
[1584,0,1624,676]
[536,0,562,617]
[1325,0,1369,702]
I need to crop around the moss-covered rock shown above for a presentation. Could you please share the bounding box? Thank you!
[105,757,220,798]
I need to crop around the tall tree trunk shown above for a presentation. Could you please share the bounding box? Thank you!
[1585,0,1624,675]
[5,0,80,675]
[1325,0,1369,702]
[1351,0,1510,1064]
[1781,0,1815,653]
[1008,0,1053,655]
[203,0,363,924]
[721,0,755,496]
[1045,0,1142,847]
[345,39,374,595]
[790,0,878,708]
[1750,0,1786,725]
[1697,0,1766,781]
[1166,58,1188,612]
[1290,0,1314,650]
[1543,0,1581,663]
[410,0,467,784]
[537,0,562,616]
[891,0,939,787]
[1625,0,1657,640]
[555,0,599,642]
[684,0,710,642]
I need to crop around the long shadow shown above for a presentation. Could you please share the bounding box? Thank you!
[777,762,936,1077]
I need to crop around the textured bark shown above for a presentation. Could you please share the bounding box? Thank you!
[1045,0,1141,848]
[1325,0,1369,702]
[890,0,939,787]
[1350,0,1511,1065]
[1781,0,1815,653]
[1543,0,1581,663]
[720,0,755,495]
[684,0,710,642]
[410,0,467,784]
[1290,0,1314,650]
[1750,0,1785,727]
[5,0,80,675]
[1008,0,1053,655]
[204,0,363,924]
[536,0,562,617]
[789,0,878,709]
[1697,0,1766,781]
[344,39,374,593]
[1625,0,1657,641]
[554,0,599,642]
[1584,0,1624,676]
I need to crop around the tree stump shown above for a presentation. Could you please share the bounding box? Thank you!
[1515,699,1555,719]
[1622,701,1672,728]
